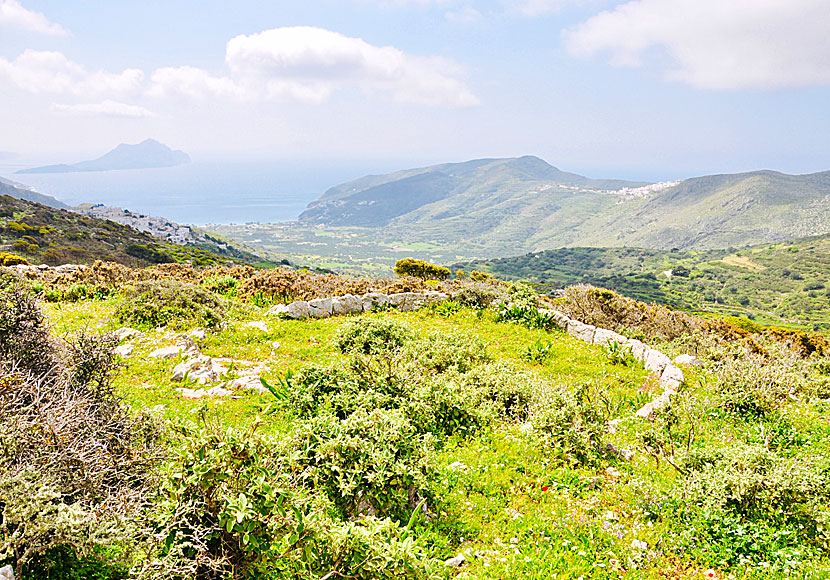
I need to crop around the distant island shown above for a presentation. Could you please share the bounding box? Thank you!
[17,139,191,174]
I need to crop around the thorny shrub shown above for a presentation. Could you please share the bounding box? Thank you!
[114,279,224,330]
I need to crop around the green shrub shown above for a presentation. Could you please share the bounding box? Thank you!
[495,303,556,330]
[453,282,503,309]
[201,274,239,297]
[406,330,490,374]
[507,281,539,310]
[461,361,539,421]
[530,381,610,465]
[603,340,638,367]
[291,408,436,520]
[393,258,450,281]
[334,317,414,357]
[114,279,224,329]
[522,339,553,364]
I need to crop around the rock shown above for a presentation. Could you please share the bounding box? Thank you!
[244,321,269,332]
[605,442,636,461]
[361,292,389,311]
[54,264,78,274]
[626,338,648,361]
[0,564,15,580]
[286,300,311,319]
[308,297,333,317]
[660,365,685,392]
[113,343,133,357]
[177,387,206,400]
[388,292,427,311]
[644,349,671,374]
[567,319,596,343]
[593,327,625,347]
[266,303,289,316]
[189,327,207,340]
[113,327,144,342]
[332,293,363,315]
[148,345,184,359]
[205,385,233,397]
[228,375,269,394]
[549,310,570,329]
[605,467,622,478]
[444,554,466,568]
[423,291,449,304]
[674,353,702,368]
[171,355,220,384]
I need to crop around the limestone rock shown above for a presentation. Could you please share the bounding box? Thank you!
[423,291,449,304]
[332,293,363,315]
[444,554,466,568]
[388,292,427,311]
[245,321,269,332]
[660,364,685,392]
[593,327,625,347]
[286,300,311,319]
[54,264,78,274]
[626,339,648,362]
[177,387,206,400]
[549,310,571,329]
[113,327,144,342]
[171,355,220,384]
[308,297,333,318]
[644,349,671,375]
[189,327,207,340]
[567,319,596,343]
[361,292,389,311]
[113,343,134,357]
[228,375,269,394]
[266,303,289,317]
[205,385,233,397]
[149,345,184,359]
[0,565,14,580]
[674,353,702,368]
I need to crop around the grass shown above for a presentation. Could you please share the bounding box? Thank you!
[36,289,830,579]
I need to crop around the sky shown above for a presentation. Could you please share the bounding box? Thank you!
[1,0,829,181]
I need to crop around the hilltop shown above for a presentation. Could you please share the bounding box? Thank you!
[17,139,191,174]
[0,177,69,209]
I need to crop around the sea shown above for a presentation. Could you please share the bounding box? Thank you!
[0,159,385,226]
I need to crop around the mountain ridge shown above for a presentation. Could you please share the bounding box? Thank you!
[17,139,191,174]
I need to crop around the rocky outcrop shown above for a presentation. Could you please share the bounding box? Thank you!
[269,291,450,319]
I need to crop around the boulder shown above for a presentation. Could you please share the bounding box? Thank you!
[549,310,570,330]
[244,320,269,332]
[444,554,466,568]
[205,385,233,397]
[113,327,144,342]
[189,327,207,340]
[286,300,311,319]
[148,345,184,359]
[171,355,221,384]
[332,293,363,315]
[644,349,671,375]
[674,353,702,368]
[54,264,78,274]
[626,339,648,362]
[0,564,15,580]
[423,291,449,304]
[567,319,596,343]
[361,292,389,311]
[228,375,269,394]
[113,343,133,358]
[308,297,333,318]
[660,364,685,392]
[593,328,625,347]
[266,303,289,317]
[388,292,427,311]
[177,387,206,400]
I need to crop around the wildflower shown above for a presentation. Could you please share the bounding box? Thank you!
[542,486,549,491]
[705,570,717,579]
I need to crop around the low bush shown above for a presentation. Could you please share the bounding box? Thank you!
[453,282,504,309]
[114,279,224,329]
[394,258,450,281]
[334,317,414,357]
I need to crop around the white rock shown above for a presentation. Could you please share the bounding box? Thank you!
[286,301,311,319]
[113,343,133,357]
[266,303,289,316]
[0,564,15,580]
[593,327,625,347]
[444,554,466,568]
[644,349,671,374]
[245,321,269,332]
[308,297,333,317]
[567,319,596,343]
[549,310,571,329]
[206,386,233,397]
[54,264,78,274]
[423,291,449,304]
[626,339,648,362]
[149,345,184,359]
[177,387,206,400]
[674,353,702,368]
[389,292,427,311]
[331,293,362,315]
[446,461,469,472]
[228,375,269,394]
[361,292,389,311]
[189,327,207,340]
[171,355,219,384]
[113,327,144,342]
[660,365,685,392]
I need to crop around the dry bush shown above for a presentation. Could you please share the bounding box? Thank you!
[0,288,160,571]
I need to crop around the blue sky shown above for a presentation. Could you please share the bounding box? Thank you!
[1,0,829,181]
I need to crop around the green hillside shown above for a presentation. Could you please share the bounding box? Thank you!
[454,235,830,331]
[0,194,260,267]
[0,178,69,209]
[289,160,830,259]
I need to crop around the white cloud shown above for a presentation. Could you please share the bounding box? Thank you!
[564,0,830,90]
[509,0,589,16]
[0,49,143,95]
[51,100,157,118]
[148,26,479,107]
[0,0,67,35]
